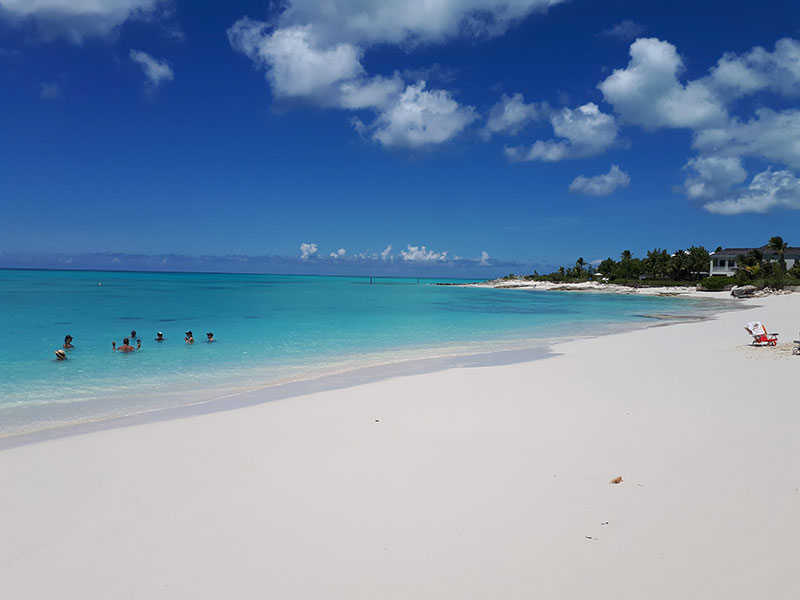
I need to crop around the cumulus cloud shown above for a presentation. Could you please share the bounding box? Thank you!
[568,164,630,196]
[479,251,490,265]
[0,0,163,43]
[400,245,449,262]
[228,21,364,103]
[369,81,478,148]
[39,81,59,99]
[702,168,800,214]
[229,1,564,149]
[330,248,346,258]
[505,102,618,161]
[299,242,318,260]
[692,108,800,170]
[482,93,541,138]
[272,0,566,47]
[599,20,645,41]
[380,244,393,260]
[682,156,747,199]
[229,20,475,147]
[599,38,727,130]
[130,50,173,87]
[705,38,800,100]
[594,35,800,213]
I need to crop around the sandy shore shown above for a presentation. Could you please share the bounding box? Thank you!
[2,294,799,599]
[458,277,754,298]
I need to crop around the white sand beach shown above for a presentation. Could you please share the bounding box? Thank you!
[2,294,799,599]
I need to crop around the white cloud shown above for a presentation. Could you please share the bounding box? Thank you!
[39,81,59,99]
[568,164,630,196]
[330,248,346,258]
[682,156,747,199]
[338,75,405,110]
[705,38,800,100]
[229,1,564,149]
[702,168,800,215]
[482,93,541,138]
[599,20,645,41]
[299,242,318,260]
[369,81,477,148]
[273,0,566,47]
[479,250,490,265]
[380,244,393,260]
[130,50,173,87]
[400,245,449,262]
[0,0,163,43]
[599,38,727,130]
[505,102,618,161]
[228,21,364,103]
[594,36,800,213]
[692,108,800,171]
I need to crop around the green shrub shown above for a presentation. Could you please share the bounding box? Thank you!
[698,275,734,291]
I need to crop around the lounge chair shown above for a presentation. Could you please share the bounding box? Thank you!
[744,321,779,346]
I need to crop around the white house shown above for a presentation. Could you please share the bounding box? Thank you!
[709,246,800,277]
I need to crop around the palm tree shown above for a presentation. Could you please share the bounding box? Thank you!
[768,236,788,271]
[620,250,632,261]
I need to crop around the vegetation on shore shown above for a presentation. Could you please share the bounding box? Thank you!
[500,236,800,290]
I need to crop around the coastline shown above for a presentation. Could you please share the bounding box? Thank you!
[2,294,799,598]
[0,291,744,445]
[450,277,761,298]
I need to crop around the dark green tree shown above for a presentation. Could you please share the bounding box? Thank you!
[668,250,689,281]
[768,236,788,271]
[597,258,616,277]
[686,246,710,280]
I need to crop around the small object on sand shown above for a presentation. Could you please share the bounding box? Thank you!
[731,285,756,298]
[609,476,623,484]
[374,419,380,422]
[585,536,597,540]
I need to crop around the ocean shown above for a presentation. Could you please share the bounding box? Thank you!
[0,269,732,437]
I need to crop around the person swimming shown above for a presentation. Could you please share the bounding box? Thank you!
[155,331,165,342]
[185,331,194,344]
[130,330,138,340]
[63,335,74,349]
[113,338,141,352]
[55,349,67,360]
[206,332,214,342]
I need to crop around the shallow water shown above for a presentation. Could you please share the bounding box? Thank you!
[0,269,733,436]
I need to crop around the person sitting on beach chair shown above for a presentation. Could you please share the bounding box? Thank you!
[744,322,779,347]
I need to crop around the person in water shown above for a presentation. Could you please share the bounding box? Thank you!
[155,332,165,342]
[185,331,194,344]
[206,332,214,342]
[113,338,141,352]
[130,330,138,340]
[63,335,74,348]
[55,349,67,360]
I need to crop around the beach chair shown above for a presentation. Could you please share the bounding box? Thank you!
[744,321,779,346]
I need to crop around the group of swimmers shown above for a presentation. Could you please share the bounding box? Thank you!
[55,330,215,360]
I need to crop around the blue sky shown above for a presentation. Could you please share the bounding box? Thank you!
[1,0,800,276]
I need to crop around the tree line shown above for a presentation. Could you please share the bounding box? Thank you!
[505,236,799,288]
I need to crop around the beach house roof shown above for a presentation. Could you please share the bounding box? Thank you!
[712,246,800,259]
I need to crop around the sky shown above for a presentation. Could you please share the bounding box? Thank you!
[1,0,800,276]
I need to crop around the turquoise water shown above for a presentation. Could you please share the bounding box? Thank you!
[0,269,730,436]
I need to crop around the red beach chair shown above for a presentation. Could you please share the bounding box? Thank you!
[744,321,779,346]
